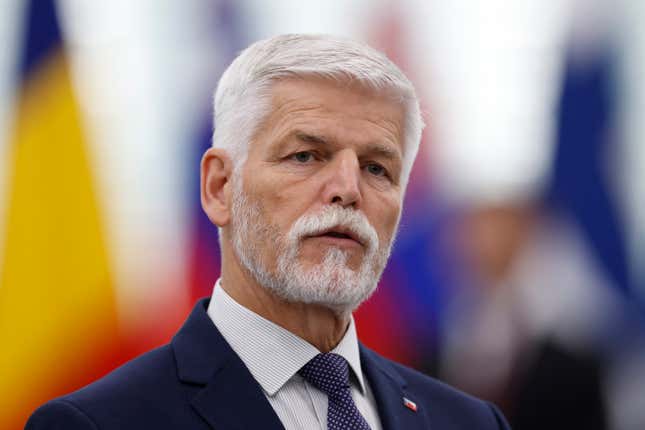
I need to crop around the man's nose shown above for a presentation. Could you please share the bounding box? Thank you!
[321,150,362,208]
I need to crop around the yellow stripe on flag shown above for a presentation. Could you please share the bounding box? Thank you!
[0,52,119,429]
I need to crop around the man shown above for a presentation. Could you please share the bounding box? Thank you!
[27,34,510,429]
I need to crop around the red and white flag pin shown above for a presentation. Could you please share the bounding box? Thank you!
[403,397,418,412]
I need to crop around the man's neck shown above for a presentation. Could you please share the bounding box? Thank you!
[220,261,350,353]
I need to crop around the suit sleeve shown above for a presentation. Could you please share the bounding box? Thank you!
[25,399,98,430]
[487,402,512,430]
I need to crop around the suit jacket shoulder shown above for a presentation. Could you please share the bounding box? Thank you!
[26,345,208,429]
[26,299,284,430]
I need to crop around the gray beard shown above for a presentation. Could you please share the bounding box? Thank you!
[229,180,394,315]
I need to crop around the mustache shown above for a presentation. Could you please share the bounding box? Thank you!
[287,206,379,251]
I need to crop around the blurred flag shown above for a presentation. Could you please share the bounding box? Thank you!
[0,1,121,428]
[353,2,448,373]
[547,46,630,297]
[188,0,249,304]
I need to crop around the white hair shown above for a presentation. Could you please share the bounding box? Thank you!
[212,33,424,188]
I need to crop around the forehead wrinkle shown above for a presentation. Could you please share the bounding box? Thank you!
[265,105,330,142]
[264,79,405,158]
[270,82,402,138]
[360,118,403,155]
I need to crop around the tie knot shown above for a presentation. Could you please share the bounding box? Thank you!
[299,353,350,396]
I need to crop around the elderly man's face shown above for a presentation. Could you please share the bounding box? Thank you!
[230,78,405,311]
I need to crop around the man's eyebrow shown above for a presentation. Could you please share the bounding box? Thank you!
[294,131,330,145]
[293,130,401,161]
[366,143,401,161]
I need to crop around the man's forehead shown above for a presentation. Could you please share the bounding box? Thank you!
[266,77,405,145]
[269,76,403,109]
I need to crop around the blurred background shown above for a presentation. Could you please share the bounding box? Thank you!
[1,0,644,428]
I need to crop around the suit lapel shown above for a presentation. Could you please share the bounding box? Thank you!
[360,345,430,430]
[191,357,284,430]
[172,299,284,430]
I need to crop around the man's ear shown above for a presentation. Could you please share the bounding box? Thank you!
[201,147,234,227]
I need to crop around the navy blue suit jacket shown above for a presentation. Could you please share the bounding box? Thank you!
[26,299,510,429]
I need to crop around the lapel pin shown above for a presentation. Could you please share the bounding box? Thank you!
[403,397,418,412]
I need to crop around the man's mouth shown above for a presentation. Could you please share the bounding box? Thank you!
[307,227,364,247]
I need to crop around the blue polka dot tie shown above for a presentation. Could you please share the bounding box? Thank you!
[299,353,372,430]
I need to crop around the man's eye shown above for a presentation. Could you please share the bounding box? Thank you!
[366,163,387,177]
[291,151,313,163]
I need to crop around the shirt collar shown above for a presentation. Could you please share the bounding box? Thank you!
[207,279,366,396]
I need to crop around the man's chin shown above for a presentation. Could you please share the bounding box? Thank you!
[297,255,364,273]
[258,262,378,315]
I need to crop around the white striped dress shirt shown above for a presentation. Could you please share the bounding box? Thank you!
[207,279,383,430]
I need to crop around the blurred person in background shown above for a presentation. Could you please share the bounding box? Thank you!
[26,34,510,430]
[423,1,645,428]
[440,204,615,429]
